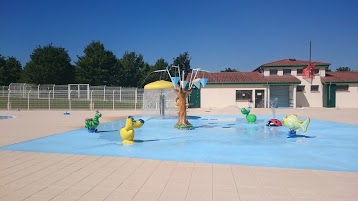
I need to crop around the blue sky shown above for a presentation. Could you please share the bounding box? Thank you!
[1,0,357,72]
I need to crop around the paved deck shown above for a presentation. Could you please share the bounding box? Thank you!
[0,108,357,201]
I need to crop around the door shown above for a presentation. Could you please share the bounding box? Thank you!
[270,86,290,107]
[188,88,200,108]
[323,84,336,108]
[255,90,265,108]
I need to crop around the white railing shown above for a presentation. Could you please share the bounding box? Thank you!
[1,83,178,112]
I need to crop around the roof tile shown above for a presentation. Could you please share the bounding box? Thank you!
[188,72,301,84]
[321,72,358,83]
[261,58,330,67]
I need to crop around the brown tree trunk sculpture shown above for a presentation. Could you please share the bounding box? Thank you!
[174,88,192,129]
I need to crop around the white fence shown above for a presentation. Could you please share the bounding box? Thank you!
[0,84,146,111]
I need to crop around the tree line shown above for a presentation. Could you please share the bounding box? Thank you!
[0,40,354,87]
[0,41,191,87]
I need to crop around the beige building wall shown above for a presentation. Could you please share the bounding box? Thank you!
[201,86,267,109]
[293,69,324,107]
[336,84,358,108]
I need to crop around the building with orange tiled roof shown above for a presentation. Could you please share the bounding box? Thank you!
[188,58,358,108]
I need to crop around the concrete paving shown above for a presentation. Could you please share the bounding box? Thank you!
[0,107,357,201]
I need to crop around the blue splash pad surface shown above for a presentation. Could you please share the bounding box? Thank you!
[1,115,358,172]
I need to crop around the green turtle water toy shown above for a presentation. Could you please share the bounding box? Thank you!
[241,108,256,124]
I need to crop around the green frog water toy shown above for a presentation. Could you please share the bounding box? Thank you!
[241,108,256,124]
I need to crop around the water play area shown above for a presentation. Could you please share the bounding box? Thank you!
[1,114,357,172]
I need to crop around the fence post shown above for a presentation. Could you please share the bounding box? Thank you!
[38,84,40,99]
[112,90,115,110]
[104,85,106,101]
[23,83,26,98]
[7,90,11,110]
[119,87,122,102]
[90,90,93,111]
[48,90,52,110]
[69,90,72,111]
[135,88,137,111]
[53,84,55,99]
[28,90,32,110]
[2,86,4,97]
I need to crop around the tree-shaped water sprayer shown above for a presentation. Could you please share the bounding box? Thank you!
[169,65,208,129]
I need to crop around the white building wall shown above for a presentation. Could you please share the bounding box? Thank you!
[201,86,267,108]
[295,74,323,107]
[336,84,358,108]
[201,88,236,108]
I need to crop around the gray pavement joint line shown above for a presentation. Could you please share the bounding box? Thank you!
[0,150,25,160]
[230,165,242,201]
[0,152,41,171]
[102,158,148,200]
[0,154,82,198]
[111,159,163,201]
[35,156,113,200]
[52,157,131,201]
[0,153,63,183]
[2,155,95,200]
[250,167,270,200]
[0,152,61,173]
[0,154,80,190]
[49,156,120,201]
[21,155,107,200]
[0,151,39,166]
[211,163,213,201]
[183,163,195,201]
[157,161,179,201]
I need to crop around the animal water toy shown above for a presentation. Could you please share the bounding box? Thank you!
[283,114,310,138]
[240,108,256,124]
[85,110,102,133]
[120,116,145,144]
[266,119,282,127]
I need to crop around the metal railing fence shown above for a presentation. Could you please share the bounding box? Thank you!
[0,84,148,111]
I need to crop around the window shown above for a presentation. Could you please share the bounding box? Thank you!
[297,85,305,92]
[336,85,349,91]
[236,90,252,101]
[283,69,291,75]
[311,85,319,92]
[297,69,303,75]
[270,69,278,75]
[314,68,319,74]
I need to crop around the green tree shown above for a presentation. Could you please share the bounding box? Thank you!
[336,67,351,72]
[221,68,238,72]
[0,55,7,85]
[325,67,332,72]
[75,41,118,86]
[118,51,148,87]
[0,55,23,85]
[172,52,191,79]
[22,44,74,84]
[142,58,169,86]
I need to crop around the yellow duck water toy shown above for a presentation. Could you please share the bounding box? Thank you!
[283,114,310,138]
[120,116,145,144]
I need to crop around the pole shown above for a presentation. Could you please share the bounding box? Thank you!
[309,41,312,65]
[90,90,93,111]
[112,90,115,111]
[48,90,52,110]
[7,91,11,110]
[69,90,72,111]
[28,90,32,110]
[134,88,137,111]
